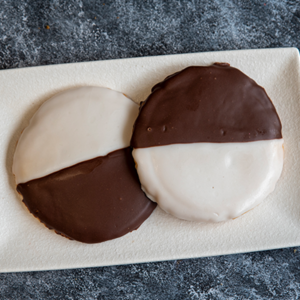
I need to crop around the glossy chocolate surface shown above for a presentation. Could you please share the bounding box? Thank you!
[17,148,156,244]
[131,64,282,148]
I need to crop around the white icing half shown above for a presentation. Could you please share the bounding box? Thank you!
[133,139,284,222]
[13,86,138,184]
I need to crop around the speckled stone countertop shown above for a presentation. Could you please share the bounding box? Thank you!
[1,1,300,299]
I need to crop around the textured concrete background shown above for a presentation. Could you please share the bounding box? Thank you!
[1,0,300,299]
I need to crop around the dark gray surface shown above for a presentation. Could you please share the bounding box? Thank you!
[1,249,300,300]
[1,0,300,299]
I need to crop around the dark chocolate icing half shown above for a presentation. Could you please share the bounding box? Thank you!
[17,148,156,244]
[131,63,282,148]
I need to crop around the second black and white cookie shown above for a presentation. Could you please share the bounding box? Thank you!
[131,64,284,222]
[13,87,156,244]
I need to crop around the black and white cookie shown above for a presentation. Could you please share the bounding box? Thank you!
[131,64,284,222]
[13,86,156,243]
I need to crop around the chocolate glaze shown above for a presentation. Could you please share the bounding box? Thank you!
[17,148,156,244]
[131,64,282,148]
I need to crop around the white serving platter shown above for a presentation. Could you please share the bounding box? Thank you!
[0,48,300,273]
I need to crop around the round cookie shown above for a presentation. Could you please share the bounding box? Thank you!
[13,86,156,243]
[131,64,283,222]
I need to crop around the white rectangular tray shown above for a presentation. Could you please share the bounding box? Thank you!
[1,48,300,273]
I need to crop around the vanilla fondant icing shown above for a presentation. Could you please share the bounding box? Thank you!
[133,139,284,222]
[13,86,138,184]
